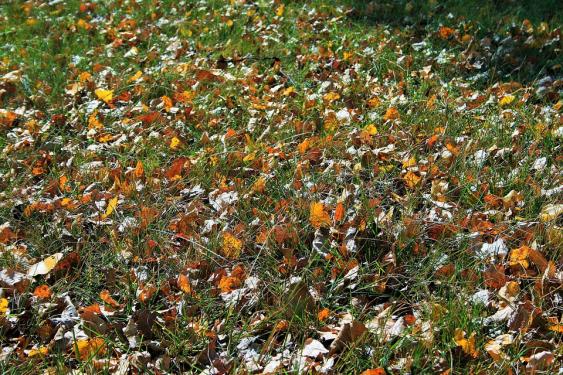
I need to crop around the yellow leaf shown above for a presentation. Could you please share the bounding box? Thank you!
[0,298,8,315]
[28,346,49,358]
[509,245,530,268]
[499,95,515,107]
[454,328,478,358]
[226,19,233,27]
[364,124,378,135]
[323,91,340,102]
[78,71,92,83]
[275,4,285,17]
[222,232,243,259]
[403,171,421,189]
[162,95,173,112]
[128,70,143,82]
[402,156,417,168]
[309,202,331,229]
[252,176,266,193]
[102,196,118,219]
[539,204,563,222]
[27,253,63,277]
[88,112,103,130]
[75,338,106,360]
[367,97,380,108]
[243,152,256,162]
[94,88,113,104]
[282,86,296,96]
[97,134,113,143]
[170,137,181,150]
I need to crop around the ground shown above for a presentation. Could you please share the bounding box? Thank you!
[0,0,562,374]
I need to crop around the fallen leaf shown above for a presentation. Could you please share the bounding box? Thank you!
[509,245,530,269]
[499,95,515,107]
[102,196,118,219]
[0,298,8,315]
[360,369,386,375]
[75,337,106,360]
[222,232,243,259]
[317,308,330,321]
[170,136,181,150]
[310,202,331,229]
[383,107,399,121]
[99,290,121,308]
[539,204,563,222]
[33,285,52,299]
[454,328,478,358]
[94,88,113,104]
[218,276,241,293]
[177,274,193,294]
[27,253,63,277]
[403,171,421,189]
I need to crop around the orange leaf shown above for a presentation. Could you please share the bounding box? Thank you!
[99,290,120,308]
[310,202,331,229]
[317,308,330,321]
[161,95,173,112]
[360,369,386,375]
[218,276,241,293]
[454,329,478,358]
[134,160,144,178]
[138,284,157,303]
[403,171,421,189]
[33,285,52,299]
[439,26,454,39]
[383,107,399,121]
[334,202,345,222]
[509,245,530,269]
[177,274,193,294]
[75,338,106,360]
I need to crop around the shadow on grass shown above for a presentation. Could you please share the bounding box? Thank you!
[342,0,562,85]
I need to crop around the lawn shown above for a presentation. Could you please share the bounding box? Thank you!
[0,0,561,373]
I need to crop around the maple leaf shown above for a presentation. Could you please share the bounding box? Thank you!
[309,202,331,229]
